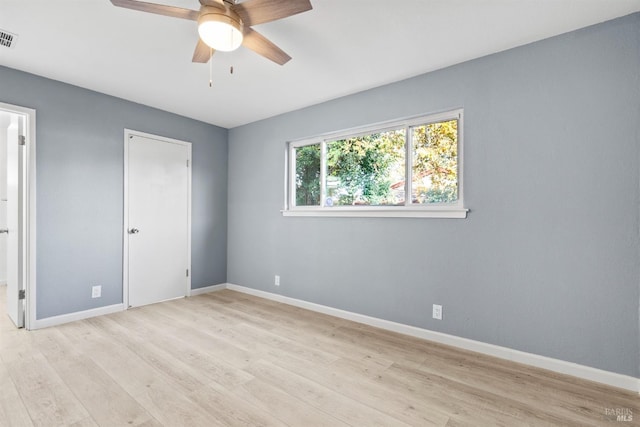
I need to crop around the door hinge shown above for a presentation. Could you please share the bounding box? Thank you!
[186,269,189,277]
[186,159,189,167]
[18,289,25,300]
[18,135,26,146]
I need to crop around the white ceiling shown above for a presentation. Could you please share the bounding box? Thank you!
[1,0,639,129]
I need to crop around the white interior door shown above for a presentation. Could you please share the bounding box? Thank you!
[126,133,191,308]
[0,114,8,285]
[5,114,24,327]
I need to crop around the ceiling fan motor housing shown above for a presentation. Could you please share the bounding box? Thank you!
[197,4,244,51]
[198,4,244,35]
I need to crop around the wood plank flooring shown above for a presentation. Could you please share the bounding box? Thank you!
[0,285,637,426]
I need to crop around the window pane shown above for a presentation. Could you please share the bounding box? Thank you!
[295,144,321,206]
[326,129,405,206]
[411,119,458,204]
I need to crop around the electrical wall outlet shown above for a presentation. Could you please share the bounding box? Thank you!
[274,275,280,286]
[91,285,101,298]
[432,304,442,320]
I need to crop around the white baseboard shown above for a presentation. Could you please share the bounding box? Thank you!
[32,303,124,330]
[24,282,639,393]
[226,283,639,394]
[190,283,227,296]
[30,282,227,329]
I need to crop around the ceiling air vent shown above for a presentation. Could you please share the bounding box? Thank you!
[0,29,17,49]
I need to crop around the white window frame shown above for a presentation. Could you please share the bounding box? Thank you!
[283,109,468,218]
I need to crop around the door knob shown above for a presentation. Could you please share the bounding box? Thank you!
[129,228,140,234]
[0,229,7,234]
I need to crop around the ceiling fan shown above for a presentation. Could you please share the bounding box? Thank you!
[110,0,312,65]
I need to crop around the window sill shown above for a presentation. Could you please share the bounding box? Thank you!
[281,208,469,219]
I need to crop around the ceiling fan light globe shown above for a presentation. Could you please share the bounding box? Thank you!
[198,13,243,52]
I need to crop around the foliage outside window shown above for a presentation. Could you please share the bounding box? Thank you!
[287,110,466,218]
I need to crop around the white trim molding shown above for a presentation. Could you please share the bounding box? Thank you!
[20,281,640,393]
[0,102,36,330]
[190,283,227,296]
[32,304,124,330]
[226,283,639,394]
[284,109,466,219]
[282,208,468,218]
[30,283,226,330]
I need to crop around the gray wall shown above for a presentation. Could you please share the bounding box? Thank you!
[0,65,228,319]
[228,13,640,377]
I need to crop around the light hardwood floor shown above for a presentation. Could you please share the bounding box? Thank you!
[0,286,637,426]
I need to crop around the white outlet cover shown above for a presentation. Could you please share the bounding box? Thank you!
[274,275,280,286]
[91,285,101,298]
[432,304,442,320]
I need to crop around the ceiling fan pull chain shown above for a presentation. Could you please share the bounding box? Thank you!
[209,48,213,87]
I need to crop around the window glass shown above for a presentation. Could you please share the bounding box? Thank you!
[295,143,321,206]
[325,129,405,206]
[411,119,458,204]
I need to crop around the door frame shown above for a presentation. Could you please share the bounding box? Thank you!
[123,129,192,309]
[0,102,36,330]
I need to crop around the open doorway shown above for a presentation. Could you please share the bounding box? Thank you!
[0,102,35,329]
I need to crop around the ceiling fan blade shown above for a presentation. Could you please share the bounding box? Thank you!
[199,0,224,5]
[192,39,215,63]
[242,28,291,65]
[233,0,312,26]
[110,0,199,20]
